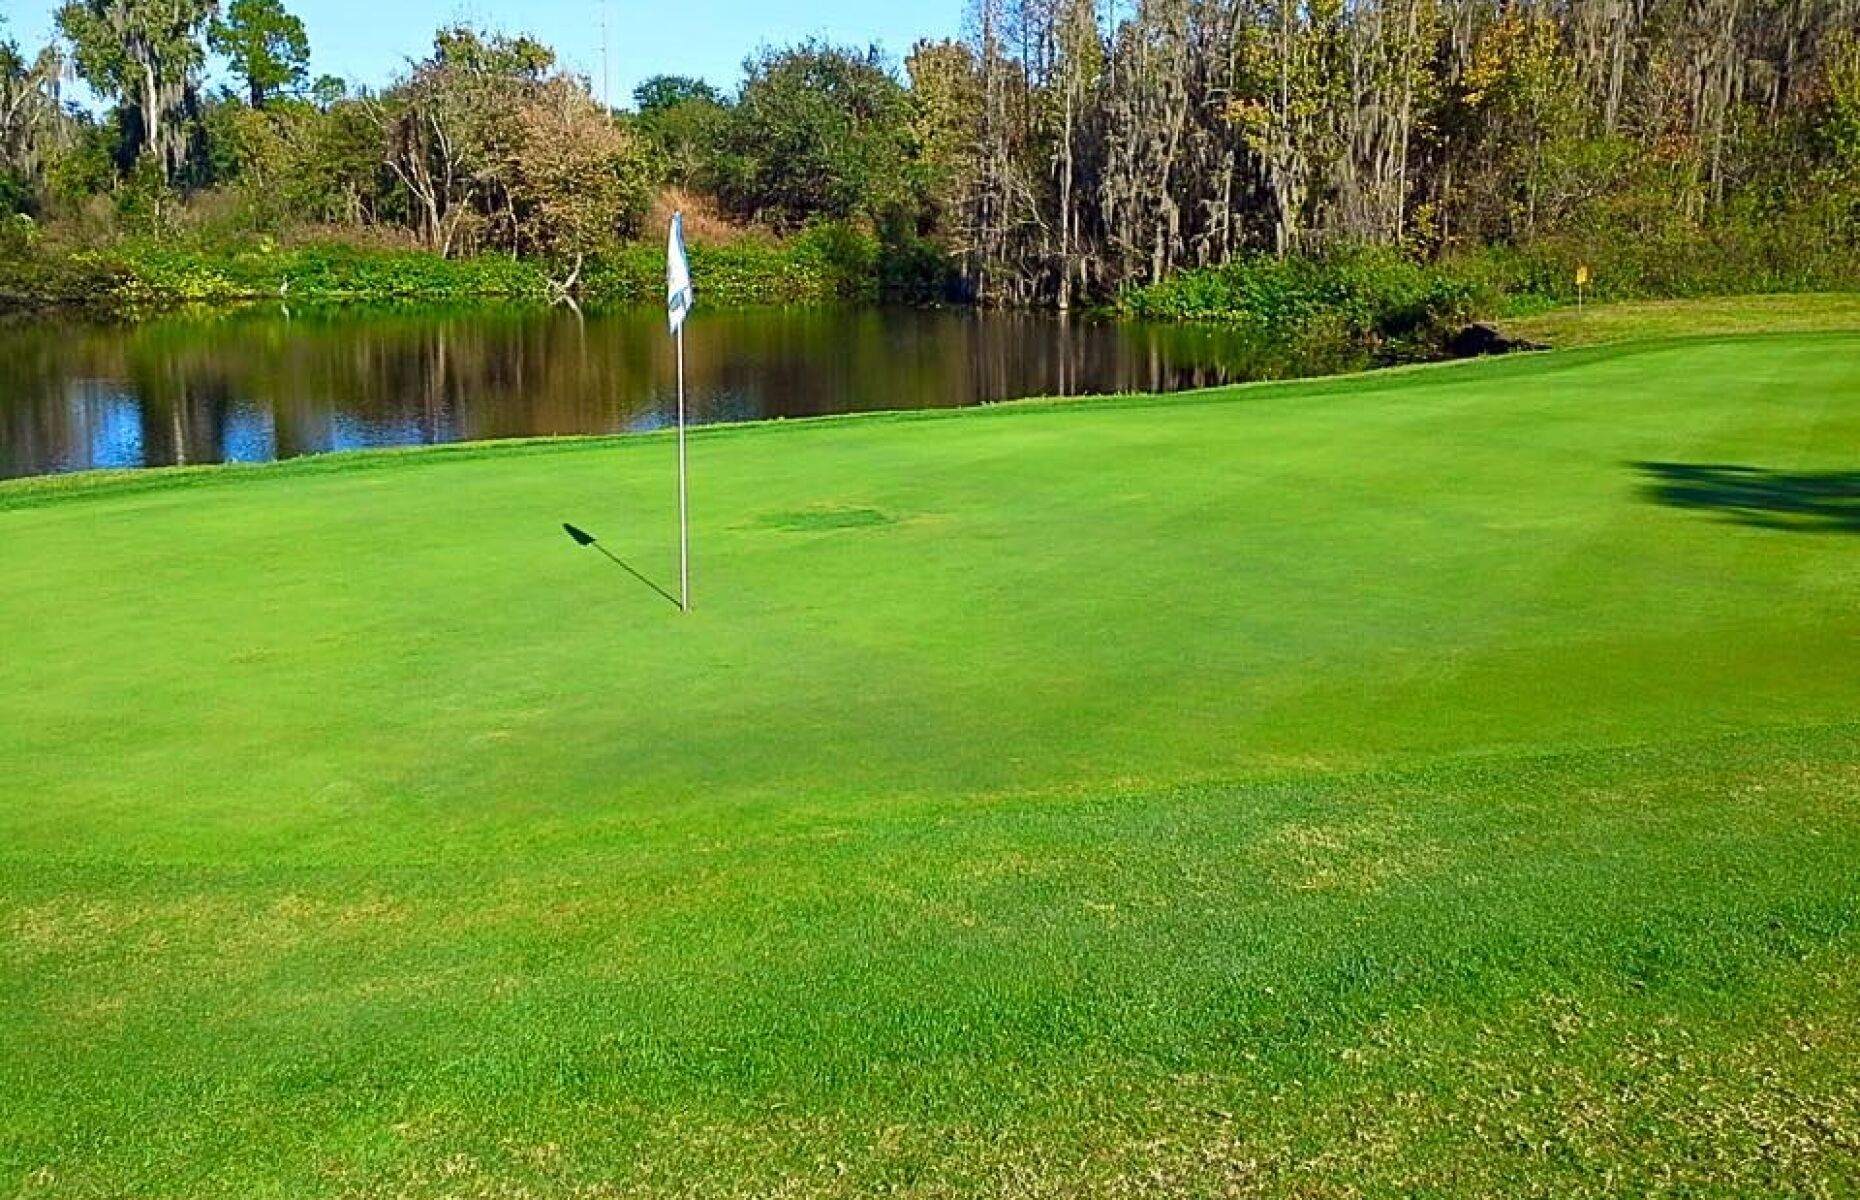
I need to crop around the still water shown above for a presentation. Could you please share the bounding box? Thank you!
[0,304,1353,480]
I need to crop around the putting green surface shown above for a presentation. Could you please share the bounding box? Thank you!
[4,328,1859,1196]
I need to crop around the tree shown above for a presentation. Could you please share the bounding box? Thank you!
[1229,0,1349,258]
[56,0,215,182]
[370,24,648,264]
[209,0,311,109]
[1050,0,1105,309]
[1,32,68,206]
[288,97,387,225]
[633,75,729,188]
[1456,10,1585,238]
[906,39,984,250]
[946,0,1051,304]
[633,75,722,116]
[508,76,653,289]
[719,42,921,230]
[373,27,552,256]
[431,26,554,81]
[1331,0,1438,246]
[308,74,346,108]
[1100,0,1198,281]
[1821,32,1860,184]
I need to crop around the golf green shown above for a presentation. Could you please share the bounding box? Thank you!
[3,325,1859,1196]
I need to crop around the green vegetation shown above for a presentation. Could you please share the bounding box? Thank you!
[0,225,903,312]
[1503,291,1860,347]
[1115,235,1860,352]
[4,3,1859,321]
[5,323,1860,1195]
[1118,246,1485,358]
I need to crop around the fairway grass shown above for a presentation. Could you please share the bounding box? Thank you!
[4,325,1860,1196]
[1503,290,1860,347]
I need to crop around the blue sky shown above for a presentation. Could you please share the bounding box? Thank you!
[4,0,959,107]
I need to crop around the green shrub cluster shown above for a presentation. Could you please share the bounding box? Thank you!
[581,229,865,306]
[1120,218,1860,350]
[1121,247,1487,360]
[1459,216,1860,315]
[0,219,959,316]
[580,223,956,307]
[0,243,126,310]
[0,241,555,312]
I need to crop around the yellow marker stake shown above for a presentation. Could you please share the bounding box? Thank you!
[1576,264,1591,310]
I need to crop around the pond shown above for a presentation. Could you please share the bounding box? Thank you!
[0,304,1360,480]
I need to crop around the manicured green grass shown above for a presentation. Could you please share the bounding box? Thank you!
[4,324,1860,1197]
[1504,291,1860,347]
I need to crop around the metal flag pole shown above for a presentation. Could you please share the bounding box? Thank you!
[676,323,690,613]
[667,210,694,614]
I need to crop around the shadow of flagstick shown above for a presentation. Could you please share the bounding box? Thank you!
[563,524,684,610]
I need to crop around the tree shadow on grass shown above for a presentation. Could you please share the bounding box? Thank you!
[1634,463,1860,533]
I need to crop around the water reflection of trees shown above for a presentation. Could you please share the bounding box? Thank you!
[0,307,1317,478]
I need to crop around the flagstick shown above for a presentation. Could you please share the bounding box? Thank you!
[676,323,690,613]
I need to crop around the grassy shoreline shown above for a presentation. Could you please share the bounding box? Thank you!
[0,336,1620,512]
[0,228,916,316]
[1501,290,1860,345]
[7,295,1857,511]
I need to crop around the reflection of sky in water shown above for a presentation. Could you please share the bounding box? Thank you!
[331,414,428,453]
[70,380,145,473]
[626,408,671,434]
[626,387,777,433]
[702,387,770,425]
[366,400,463,447]
[4,309,1327,480]
[221,403,277,464]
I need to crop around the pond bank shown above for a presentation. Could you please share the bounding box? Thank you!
[0,228,930,316]
[8,293,1855,489]
[0,304,1364,481]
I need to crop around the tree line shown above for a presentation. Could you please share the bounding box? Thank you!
[2,0,1858,307]
[914,0,1860,305]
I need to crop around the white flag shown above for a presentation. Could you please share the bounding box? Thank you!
[666,212,694,335]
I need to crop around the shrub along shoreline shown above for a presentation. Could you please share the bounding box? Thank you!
[0,224,938,315]
[4,218,1857,371]
[1115,228,1860,358]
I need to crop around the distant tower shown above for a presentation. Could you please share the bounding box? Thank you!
[600,0,612,108]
